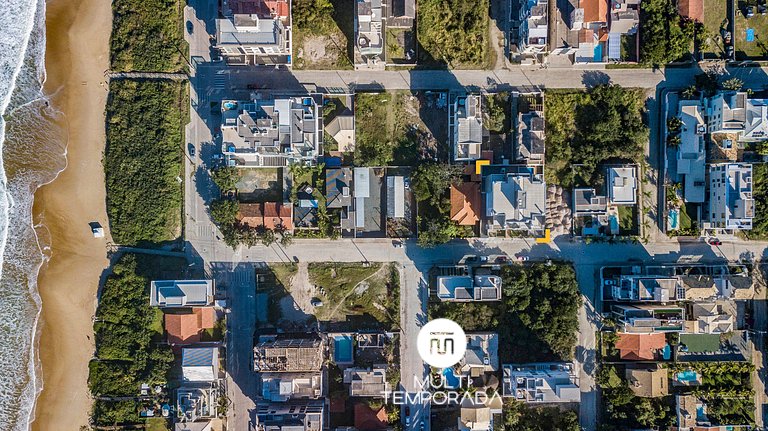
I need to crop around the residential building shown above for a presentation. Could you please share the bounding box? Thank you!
[677,99,707,203]
[607,0,640,60]
[150,280,215,308]
[460,333,499,377]
[453,95,484,161]
[386,175,405,219]
[502,363,581,403]
[450,182,482,226]
[165,307,217,345]
[353,403,389,430]
[674,395,752,431]
[511,0,549,57]
[686,302,735,334]
[609,275,680,302]
[254,337,325,372]
[681,273,754,301]
[516,110,545,165]
[260,373,323,401]
[216,0,292,66]
[255,400,325,431]
[325,113,355,152]
[484,167,546,236]
[677,0,703,22]
[614,332,667,360]
[221,95,323,167]
[343,367,389,397]
[608,165,637,205]
[612,304,685,333]
[386,0,415,28]
[571,0,609,63]
[708,163,754,231]
[573,188,608,215]
[355,0,384,66]
[626,364,669,397]
[237,202,294,231]
[325,168,353,210]
[706,91,768,142]
[436,275,502,302]
[182,347,220,382]
[177,385,217,423]
[458,400,493,431]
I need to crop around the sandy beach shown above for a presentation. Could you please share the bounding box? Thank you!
[31,0,112,429]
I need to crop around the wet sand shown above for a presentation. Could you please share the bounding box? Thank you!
[31,0,112,429]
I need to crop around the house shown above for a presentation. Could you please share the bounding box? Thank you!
[682,274,754,301]
[220,95,322,167]
[353,402,389,431]
[182,347,220,382]
[511,0,549,57]
[177,385,217,423]
[343,367,389,397]
[614,332,667,360]
[686,302,735,334]
[607,0,640,60]
[516,110,545,165]
[609,276,679,302]
[450,182,481,226]
[612,304,685,333]
[436,275,502,302]
[325,168,353,210]
[355,0,384,65]
[237,202,294,231]
[677,0,703,22]
[707,92,768,142]
[460,333,499,377]
[386,176,406,219]
[254,337,325,372]
[626,364,669,397]
[255,400,325,431]
[260,373,323,402]
[708,163,754,231]
[570,0,609,63]
[677,99,707,203]
[502,363,580,403]
[453,95,484,161]
[573,188,608,215]
[150,280,214,308]
[484,167,546,236]
[674,395,752,430]
[386,0,415,28]
[216,0,292,66]
[325,114,355,152]
[608,166,637,205]
[165,307,217,345]
[458,401,492,431]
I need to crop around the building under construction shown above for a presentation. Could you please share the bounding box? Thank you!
[253,336,325,372]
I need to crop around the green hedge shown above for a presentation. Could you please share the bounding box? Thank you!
[104,79,185,245]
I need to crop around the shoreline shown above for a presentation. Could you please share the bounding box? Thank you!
[30,0,113,429]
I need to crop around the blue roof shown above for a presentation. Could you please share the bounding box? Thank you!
[182,348,215,367]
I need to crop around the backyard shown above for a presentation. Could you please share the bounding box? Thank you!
[745,162,768,239]
[291,0,354,69]
[416,0,491,68]
[701,0,728,58]
[355,91,449,166]
[236,168,283,202]
[735,5,768,59]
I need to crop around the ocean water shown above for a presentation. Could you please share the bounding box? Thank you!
[0,0,68,429]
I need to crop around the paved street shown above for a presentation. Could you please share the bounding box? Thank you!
[180,2,768,429]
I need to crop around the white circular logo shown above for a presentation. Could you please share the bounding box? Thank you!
[417,318,467,368]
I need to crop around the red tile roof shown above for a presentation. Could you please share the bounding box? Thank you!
[450,183,481,226]
[229,0,289,18]
[615,333,667,361]
[237,202,293,231]
[678,0,703,22]
[354,403,388,431]
[582,0,608,23]
[165,307,216,345]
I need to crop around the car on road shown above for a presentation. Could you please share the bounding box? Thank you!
[495,255,508,263]
[747,6,755,17]
[404,177,411,190]
[516,255,529,261]
[187,143,195,158]
[404,407,411,426]
[708,238,722,246]
[479,256,489,262]
[310,298,323,307]
[419,422,425,431]
[186,21,194,34]
[393,240,404,248]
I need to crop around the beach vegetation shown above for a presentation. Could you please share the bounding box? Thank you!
[639,0,699,66]
[411,163,465,247]
[104,79,185,246]
[746,163,768,239]
[110,0,187,72]
[88,253,186,426]
[503,399,580,431]
[417,0,490,68]
[544,85,647,188]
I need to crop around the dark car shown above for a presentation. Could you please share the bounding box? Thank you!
[186,20,194,34]
[708,238,722,246]
[187,143,196,158]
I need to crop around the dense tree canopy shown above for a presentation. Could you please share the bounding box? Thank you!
[545,85,647,187]
[639,0,697,66]
[417,0,489,67]
[503,401,580,431]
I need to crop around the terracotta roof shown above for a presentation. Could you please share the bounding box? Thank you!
[582,0,608,23]
[237,202,293,231]
[354,403,388,431]
[165,307,217,345]
[615,332,666,361]
[625,365,669,397]
[678,0,703,22]
[229,0,289,18]
[450,183,481,226]
[578,28,595,44]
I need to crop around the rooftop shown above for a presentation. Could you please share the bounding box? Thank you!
[436,275,502,302]
[614,332,666,360]
[182,347,220,382]
[450,182,481,226]
[454,95,484,161]
[165,307,217,345]
[485,167,546,234]
[502,363,580,403]
[626,364,669,397]
[608,166,637,205]
[343,367,389,397]
[150,280,214,308]
[254,337,325,372]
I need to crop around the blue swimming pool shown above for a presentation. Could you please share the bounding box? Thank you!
[442,368,460,389]
[677,370,698,382]
[662,344,671,360]
[668,209,679,230]
[334,335,353,363]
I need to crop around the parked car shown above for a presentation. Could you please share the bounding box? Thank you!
[495,255,508,263]
[310,298,324,307]
[405,407,411,426]
[723,31,732,45]
[516,255,529,261]
[404,177,411,190]
[479,256,489,262]
[393,240,404,248]
[747,5,755,17]
[708,237,723,246]
[419,422,425,431]
[187,143,196,158]
[186,20,194,34]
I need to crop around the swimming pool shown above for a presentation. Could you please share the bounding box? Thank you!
[677,370,698,382]
[668,209,679,230]
[334,335,353,363]
[662,344,671,360]
[442,368,460,388]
